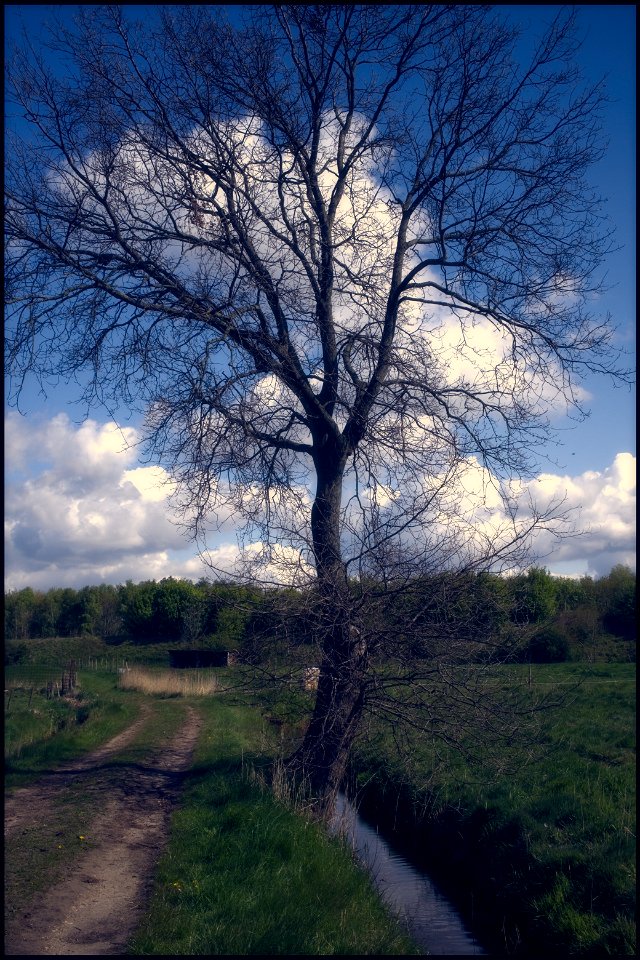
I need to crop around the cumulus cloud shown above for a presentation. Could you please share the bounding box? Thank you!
[4,412,201,590]
[443,452,636,576]
[4,412,635,591]
[525,453,636,575]
[198,541,315,587]
[353,449,635,577]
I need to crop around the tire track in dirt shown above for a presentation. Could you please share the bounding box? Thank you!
[5,705,203,956]
[4,702,154,840]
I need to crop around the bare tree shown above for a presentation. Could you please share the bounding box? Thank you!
[5,5,627,812]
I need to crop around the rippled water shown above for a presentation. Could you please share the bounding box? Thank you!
[331,792,486,956]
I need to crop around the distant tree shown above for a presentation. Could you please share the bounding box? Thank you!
[55,587,84,636]
[554,576,590,613]
[94,583,123,638]
[151,578,185,640]
[151,576,210,641]
[596,565,636,639]
[527,625,571,663]
[511,567,558,626]
[5,588,36,640]
[76,585,101,636]
[179,586,207,645]
[5,6,628,812]
[35,589,62,638]
[240,588,304,662]
[119,580,156,641]
[579,574,598,606]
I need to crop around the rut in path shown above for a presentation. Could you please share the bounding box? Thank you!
[5,705,203,956]
[4,701,154,841]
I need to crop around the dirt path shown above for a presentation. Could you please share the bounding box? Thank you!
[5,704,203,956]
[4,702,155,841]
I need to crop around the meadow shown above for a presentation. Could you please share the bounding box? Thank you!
[4,643,635,956]
[348,663,636,957]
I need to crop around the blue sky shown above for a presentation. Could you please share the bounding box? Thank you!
[4,5,636,590]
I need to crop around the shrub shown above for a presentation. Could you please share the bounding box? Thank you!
[528,627,571,663]
[4,642,30,665]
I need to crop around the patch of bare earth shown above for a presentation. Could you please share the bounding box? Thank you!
[5,705,203,956]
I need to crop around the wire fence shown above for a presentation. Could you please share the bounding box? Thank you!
[4,660,79,710]
[74,656,131,673]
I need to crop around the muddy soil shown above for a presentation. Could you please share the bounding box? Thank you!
[4,705,203,956]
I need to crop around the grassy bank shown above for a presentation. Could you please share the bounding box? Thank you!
[348,663,635,957]
[5,634,188,668]
[129,694,419,955]
[4,671,143,789]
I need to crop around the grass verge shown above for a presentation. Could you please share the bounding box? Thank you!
[129,695,419,956]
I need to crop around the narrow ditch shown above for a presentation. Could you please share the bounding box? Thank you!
[331,792,487,956]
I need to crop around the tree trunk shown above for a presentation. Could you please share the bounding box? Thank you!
[286,451,368,818]
[290,637,367,817]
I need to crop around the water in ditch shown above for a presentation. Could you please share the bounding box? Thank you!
[332,792,486,956]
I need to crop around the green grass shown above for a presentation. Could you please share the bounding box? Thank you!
[6,652,634,955]
[349,662,636,957]
[4,688,79,757]
[129,695,419,956]
[4,672,144,787]
[4,668,195,787]
[5,634,190,668]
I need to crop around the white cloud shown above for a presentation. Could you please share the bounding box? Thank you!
[536,453,636,575]
[4,411,635,591]
[449,453,636,576]
[199,541,314,587]
[4,412,198,590]
[121,466,175,502]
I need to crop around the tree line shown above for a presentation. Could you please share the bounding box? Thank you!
[5,566,635,664]
[4,578,255,648]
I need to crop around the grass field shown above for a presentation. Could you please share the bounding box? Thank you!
[348,663,636,957]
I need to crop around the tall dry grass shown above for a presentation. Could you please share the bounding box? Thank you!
[118,667,218,697]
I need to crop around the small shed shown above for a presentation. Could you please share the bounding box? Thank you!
[169,649,236,668]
